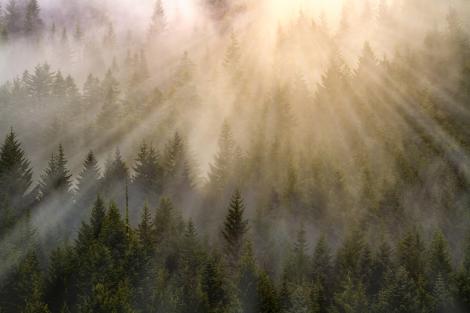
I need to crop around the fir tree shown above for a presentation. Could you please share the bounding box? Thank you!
[132,143,162,204]
[76,151,101,216]
[4,0,21,35]
[257,271,280,313]
[202,253,230,313]
[0,129,33,215]
[148,0,166,39]
[24,0,42,37]
[101,149,129,210]
[40,144,72,199]
[222,189,249,266]
[137,202,154,257]
[208,122,235,194]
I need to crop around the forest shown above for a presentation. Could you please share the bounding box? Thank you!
[0,0,470,312]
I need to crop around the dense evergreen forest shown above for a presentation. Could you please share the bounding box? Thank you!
[1,0,470,312]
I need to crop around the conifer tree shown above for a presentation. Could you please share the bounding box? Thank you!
[51,71,66,98]
[224,32,241,70]
[148,0,166,38]
[428,231,452,286]
[331,275,368,313]
[456,233,470,311]
[0,129,33,215]
[101,149,129,210]
[4,0,21,35]
[396,230,426,285]
[25,63,54,99]
[0,251,47,313]
[257,271,280,313]
[374,267,421,313]
[310,236,332,313]
[287,224,308,284]
[202,253,230,313]
[76,151,101,215]
[222,189,249,266]
[132,143,162,204]
[40,144,72,200]
[335,229,366,282]
[208,122,235,194]
[24,0,42,37]
[137,202,154,257]
[238,241,258,313]
[162,132,193,197]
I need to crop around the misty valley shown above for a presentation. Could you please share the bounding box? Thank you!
[1,0,470,312]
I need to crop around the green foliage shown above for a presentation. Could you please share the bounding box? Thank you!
[222,190,249,267]
[0,129,33,217]
[39,144,72,199]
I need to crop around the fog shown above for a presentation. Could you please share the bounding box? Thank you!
[1,1,470,309]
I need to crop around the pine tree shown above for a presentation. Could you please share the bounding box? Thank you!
[82,74,101,111]
[396,230,426,285]
[374,267,421,313]
[257,271,280,313]
[148,0,166,39]
[224,32,241,68]
[1,251,47,313]
[24,0,42,37]
[456,233,470,311]
[0,129,33,215]
[335,229,366,282]
[222,189,249,266]
[238,241,258,313]
[287,224,308,284]
[310,236,332,313]
[355,42,377,80]
[40,144,72,199]
[4,0,21,35]
[162,132,193,198]
[202,253,230,313]
[51,71,66,98]
[103,22,116,48]
[44,245,75,313]
[132,143,162,204]
[208,122,235,194]
[174,51,194,88]
[76,151,101,216]
[101,149,129,210]
[178,221,205,313]
[137,202,154,257]
[331,275,368,313]
[428,231,452,286]
[153,197,182,246]
[26,63,55,99]
[369,241,393,297]
[73,23,82,41]
[100,202,128,261]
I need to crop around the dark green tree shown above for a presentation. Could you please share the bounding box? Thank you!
[132,143,162,205]
[0,129,33,218]
[222,189,249,267]
[39,144,72,200]
[75,151,101,218]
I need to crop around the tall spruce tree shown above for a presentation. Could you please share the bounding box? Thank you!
[132,143,162,205]
[0,129,33,216]
[24,0,42,37]
[40,144,72,200]
[208,122,235,195]
[222,189,249,266]
[101,149,129,211]
[76,151,101,216]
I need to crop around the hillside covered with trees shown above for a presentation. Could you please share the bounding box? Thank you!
[1,0,470,312]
